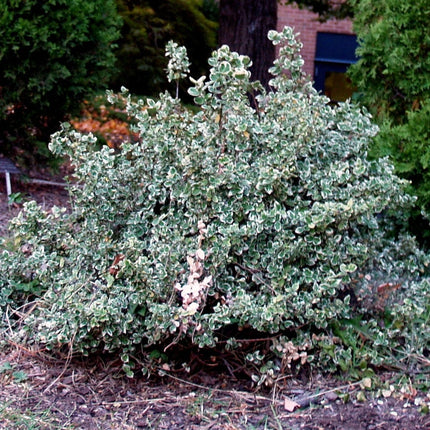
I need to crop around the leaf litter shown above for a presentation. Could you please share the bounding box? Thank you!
[0,341,429,430]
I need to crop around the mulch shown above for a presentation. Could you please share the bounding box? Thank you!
[0,344,428,430]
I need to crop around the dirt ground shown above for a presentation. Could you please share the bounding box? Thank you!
[0,345,428,430]
[1,171,429,429]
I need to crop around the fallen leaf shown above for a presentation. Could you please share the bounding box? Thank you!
[284,397,300,412]
[356,391,367,402]
[325,391,339,401]
[382,389,392,398]
[361,377,372,389]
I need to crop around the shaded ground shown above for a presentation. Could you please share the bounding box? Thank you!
[0,345,428,430]
[1,171,429,429]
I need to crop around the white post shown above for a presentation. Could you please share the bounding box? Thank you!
[5,171,12,196]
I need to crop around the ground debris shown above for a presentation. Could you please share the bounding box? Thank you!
[0,347,428,430]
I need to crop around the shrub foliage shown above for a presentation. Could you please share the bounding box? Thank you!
[1,27,428,380]
[0,0,121,163]
[348,0,430,244]
[111,0,218,97]
[349,0,430,124]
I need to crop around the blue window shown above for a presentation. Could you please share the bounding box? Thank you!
[314,33,358,102]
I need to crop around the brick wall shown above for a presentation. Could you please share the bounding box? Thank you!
[277,4,354,78]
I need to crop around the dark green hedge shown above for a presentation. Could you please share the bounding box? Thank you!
[111,0,218,97]
[0,0,121,164]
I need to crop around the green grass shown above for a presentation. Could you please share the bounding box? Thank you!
[0,401,74,430]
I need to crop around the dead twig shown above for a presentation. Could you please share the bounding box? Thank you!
[27,179,70,187]
[43,333,76,393]
[159,369,280,404]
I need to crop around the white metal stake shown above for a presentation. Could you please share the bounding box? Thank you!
[5,171,12,196]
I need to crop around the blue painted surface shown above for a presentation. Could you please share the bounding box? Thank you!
[314,33,358,94]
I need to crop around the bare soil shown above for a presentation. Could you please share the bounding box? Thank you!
[0,345,428,430]
[1,171,429,429]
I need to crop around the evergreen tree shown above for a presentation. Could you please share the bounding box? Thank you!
[111,0,218,96]
[0,0,121,165]
[348,0,430,244]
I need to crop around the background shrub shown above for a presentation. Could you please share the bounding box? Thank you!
[348,0,430,245]
[368,101,430,244]
[0,0,121,165]
[1,27,428,380]
[110,0,218,97]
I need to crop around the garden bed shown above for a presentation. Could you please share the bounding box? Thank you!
[1,173,428,429]
[0,346,428,429]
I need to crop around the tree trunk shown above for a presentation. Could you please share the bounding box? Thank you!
[218,0,277,90]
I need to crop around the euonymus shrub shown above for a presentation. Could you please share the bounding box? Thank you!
[1,27,428,380]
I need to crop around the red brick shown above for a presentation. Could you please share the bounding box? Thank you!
[277,4,354,77]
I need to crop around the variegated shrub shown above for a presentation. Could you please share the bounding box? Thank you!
[1,27,428,379]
